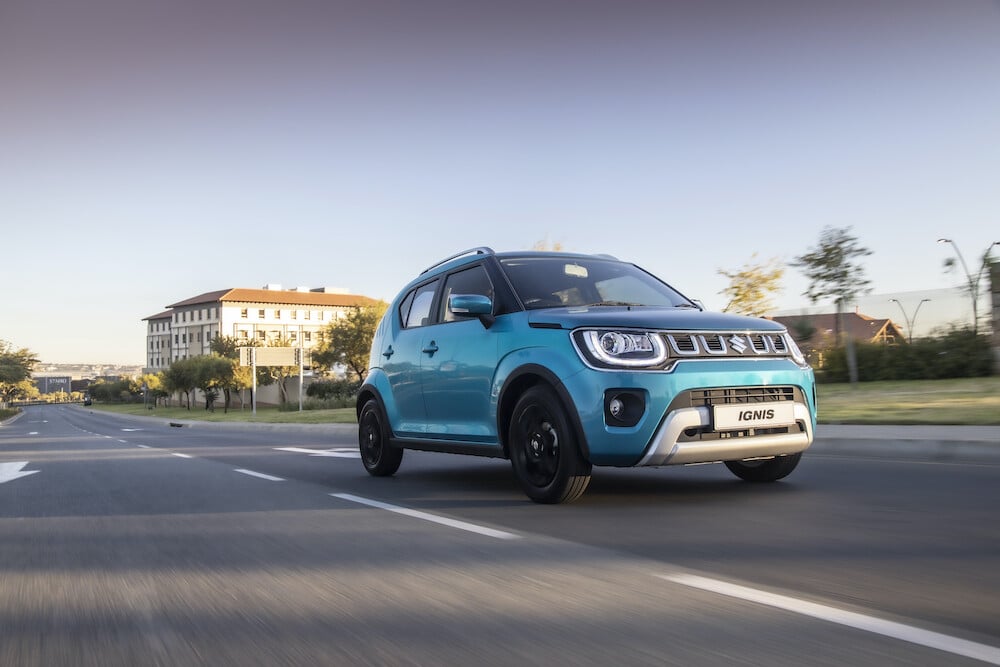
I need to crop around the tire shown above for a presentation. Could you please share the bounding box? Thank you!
[725,453,801,482]
[508,386,592,504]
[358,399,403,477]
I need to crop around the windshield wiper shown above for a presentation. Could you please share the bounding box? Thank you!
[583,301,643,307]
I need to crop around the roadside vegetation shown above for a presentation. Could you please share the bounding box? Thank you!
[82,376,1000,426]
[817,376,1000,425]
[0,407,19,421]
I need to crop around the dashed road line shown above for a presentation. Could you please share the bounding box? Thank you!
[170,452,193,459]
[659,573,1000,665]
[330,492,520,540]
[235,468,285,482]
[136,444,151,449]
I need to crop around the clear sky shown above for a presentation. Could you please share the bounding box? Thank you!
[2,0,998,364]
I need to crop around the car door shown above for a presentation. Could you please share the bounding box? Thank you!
[383,279,438,437]
[419,264,500,444]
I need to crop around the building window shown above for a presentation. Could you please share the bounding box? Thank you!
[304,331,312,342]
[274,310,281,319]
[304,311,311,320]
[257,331,266,340]
[291,310,297,320]
[197,332,202,342]
[241,309,248,318]
[258,309,265,318]
[238,330,248,339]
[174,334,179,344]
[289,331,297,341]
[182,333,187,344]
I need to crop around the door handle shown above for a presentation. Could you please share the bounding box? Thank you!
[383,346,394,359]
[422,342,439,355]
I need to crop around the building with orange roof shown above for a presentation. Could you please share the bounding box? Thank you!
[141,285,378,373]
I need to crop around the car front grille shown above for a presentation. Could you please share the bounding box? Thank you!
[670,385,805,443]
[690,386,796,407]
[662,332,789,359]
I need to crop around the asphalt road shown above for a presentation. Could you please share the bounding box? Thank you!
[2,405,999,666]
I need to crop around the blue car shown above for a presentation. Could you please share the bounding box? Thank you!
[357,248,816,504]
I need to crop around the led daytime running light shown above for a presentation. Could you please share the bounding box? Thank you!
[583,330,668,367]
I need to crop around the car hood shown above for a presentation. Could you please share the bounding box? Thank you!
[526,306,786,332]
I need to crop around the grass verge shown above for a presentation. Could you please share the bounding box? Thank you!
[81,376,1000,426]
[817,376,1000,425]
[86,403,357,424]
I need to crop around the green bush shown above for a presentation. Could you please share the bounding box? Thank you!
[815,326,994,383]
[305,379,361,403]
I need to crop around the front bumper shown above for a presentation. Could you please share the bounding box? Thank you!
[637,402,813,466]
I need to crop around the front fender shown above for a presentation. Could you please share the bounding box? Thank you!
[492,346,591,460]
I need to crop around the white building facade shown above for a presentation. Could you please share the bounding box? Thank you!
[142,286,377,373]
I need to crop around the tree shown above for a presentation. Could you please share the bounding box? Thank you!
[210,335,253,411]
[0,341,39,405]
[531,238,565,251]
[190,355,232,411]
[313,303,389,382]
[717,254,785,317]
[162,358,199,409]
[792,226,873,384]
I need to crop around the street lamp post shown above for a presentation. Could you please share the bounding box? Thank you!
[937,239,1000,335]
[889,298,930,344]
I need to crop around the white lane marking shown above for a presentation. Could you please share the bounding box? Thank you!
[0,461,40,484]
[235,469,285,482]
[170,452,193,459]
[136,445,151,449]
[330,493,520,540]
[28,432,39,435]
[660,574,1000,665]
[121,428,142,432]
[117,439,129,444]
[275,446,360,458]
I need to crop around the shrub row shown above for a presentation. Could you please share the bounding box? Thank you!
[815,327,994,383]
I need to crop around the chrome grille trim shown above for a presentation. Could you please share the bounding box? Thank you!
[661,331,792,360]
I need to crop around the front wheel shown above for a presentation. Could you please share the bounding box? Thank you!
[508,386,592,504]
[358,399,403,476]
[725,453,801,482]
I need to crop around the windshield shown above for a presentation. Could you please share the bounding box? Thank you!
[498,257,694,310]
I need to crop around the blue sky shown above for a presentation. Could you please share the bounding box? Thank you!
[2,0,998,364]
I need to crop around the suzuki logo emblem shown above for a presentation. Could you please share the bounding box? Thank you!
[728,335,748,354]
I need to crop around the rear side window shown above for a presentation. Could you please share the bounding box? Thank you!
[400,281,438,329]
[440,265,493,322]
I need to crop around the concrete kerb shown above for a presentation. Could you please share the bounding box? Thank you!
[812,424,1000,463]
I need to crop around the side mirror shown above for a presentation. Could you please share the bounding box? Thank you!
[449,294,495,328]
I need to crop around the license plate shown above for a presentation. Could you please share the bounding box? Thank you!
[713,403,796,430]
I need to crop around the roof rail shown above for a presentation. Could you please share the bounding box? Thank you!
[421,247,495,274]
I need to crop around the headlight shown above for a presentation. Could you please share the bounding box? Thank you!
[577,330,668,368]
[784,333,808,367]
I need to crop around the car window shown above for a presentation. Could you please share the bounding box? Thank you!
[440,265,494,322]
[499,257,691,309]
[403,281,438,328]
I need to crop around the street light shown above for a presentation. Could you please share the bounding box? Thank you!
[889,298,930,344]
[937,239,1000,334]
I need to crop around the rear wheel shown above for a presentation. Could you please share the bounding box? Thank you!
[725,453,801,482]
[358,399,403,476]
[509,386,591,504]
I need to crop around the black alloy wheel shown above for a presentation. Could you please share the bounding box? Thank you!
[359,399,403,476]
[509,386,591,504]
